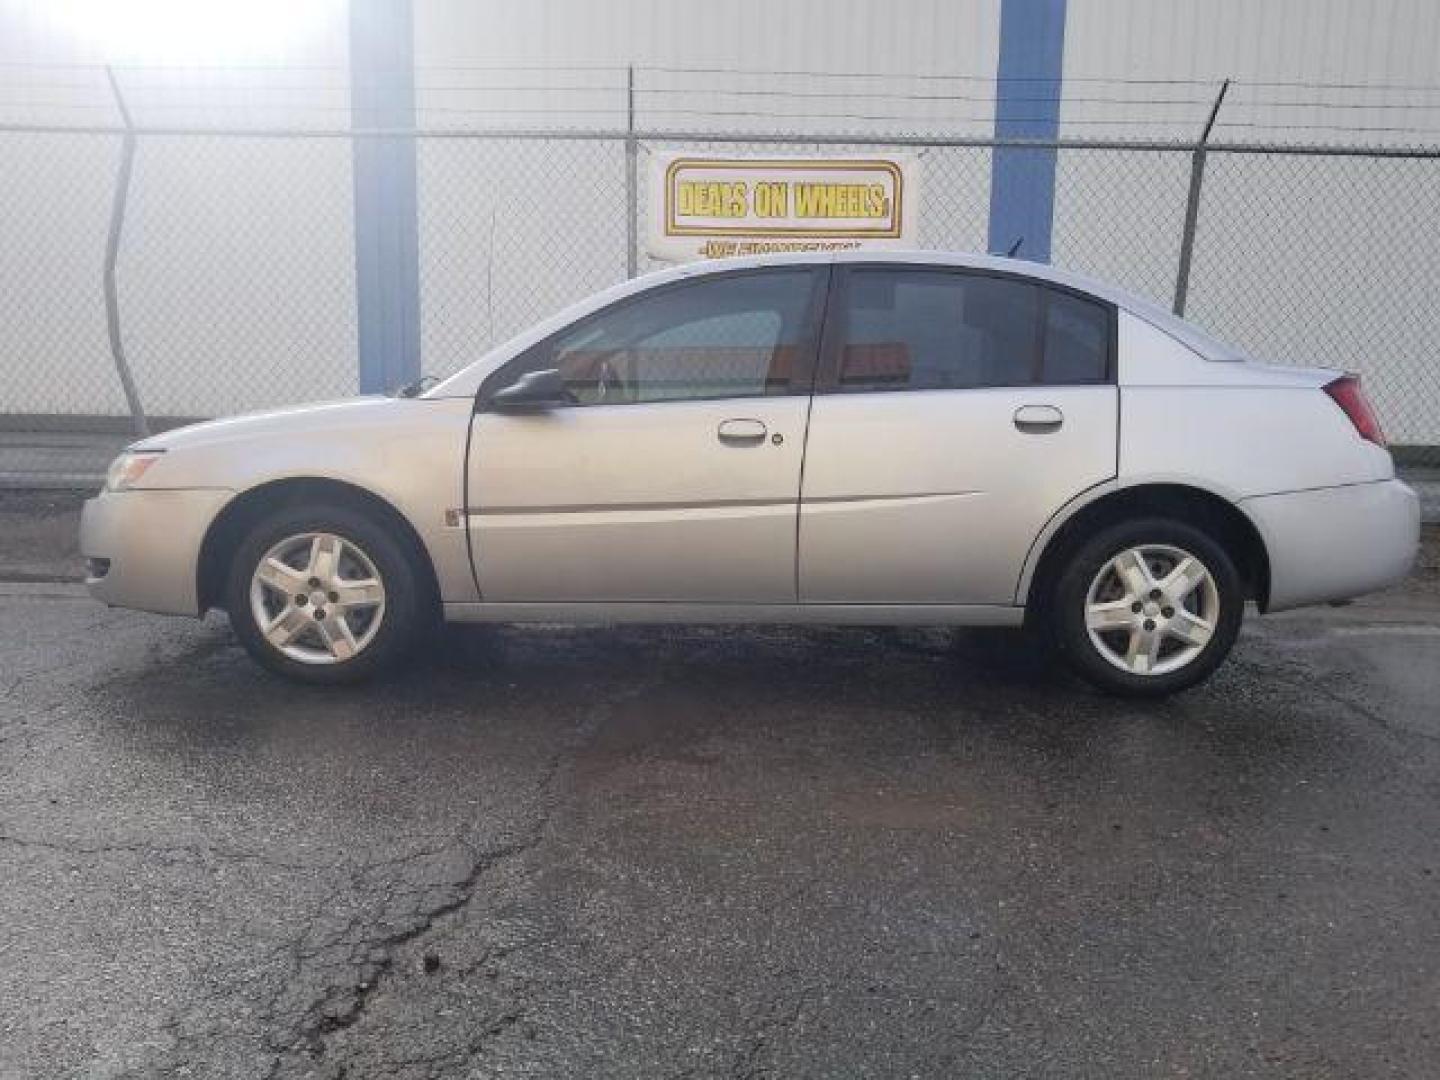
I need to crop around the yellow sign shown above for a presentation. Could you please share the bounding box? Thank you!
[648,154,918,262]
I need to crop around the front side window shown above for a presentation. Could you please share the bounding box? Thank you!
[504,269,821,406]
[831,267,1112,391]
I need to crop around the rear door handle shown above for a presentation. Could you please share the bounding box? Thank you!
[718,418,768,445]
[1013,405,1064,433]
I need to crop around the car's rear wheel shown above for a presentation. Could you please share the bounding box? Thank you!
[1050,518,1244,697]
[225,504,424,683]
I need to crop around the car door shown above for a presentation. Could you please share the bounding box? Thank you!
[799,265,1118,605]
[467,266,829,603]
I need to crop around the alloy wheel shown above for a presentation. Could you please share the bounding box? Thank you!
[248,532,386,665]
[1083,544,1220,677]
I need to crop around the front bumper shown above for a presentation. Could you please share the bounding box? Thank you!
[1242,478,1421,611]
[80,488,233,616]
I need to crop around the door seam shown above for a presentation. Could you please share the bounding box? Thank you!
[795,265,836,602]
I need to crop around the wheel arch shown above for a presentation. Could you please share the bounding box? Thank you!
[196,477,440,615]
[1019,482,1272,619]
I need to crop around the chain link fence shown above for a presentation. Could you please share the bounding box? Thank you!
[2,124,1438,484]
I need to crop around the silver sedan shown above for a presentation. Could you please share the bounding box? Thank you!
[81,252,1420,695]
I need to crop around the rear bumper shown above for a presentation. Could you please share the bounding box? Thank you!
[80,488,232,616]
[1242,479,1421,611]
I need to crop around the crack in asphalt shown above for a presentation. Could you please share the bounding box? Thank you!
[266,839,535,1075]
[255,673,662,1078]
[18,592,1440,1080]
[1233,645,1440,750]
[0,832,339,870]
[356,1004,531,1079]
[1306,673,1440,748]
[728,984,814,1080]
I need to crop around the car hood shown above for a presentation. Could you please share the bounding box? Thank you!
[134,396,410,452]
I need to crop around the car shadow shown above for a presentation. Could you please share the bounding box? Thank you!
[84,615,1373,817]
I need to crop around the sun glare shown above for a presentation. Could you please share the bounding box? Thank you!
[46,0,345,65]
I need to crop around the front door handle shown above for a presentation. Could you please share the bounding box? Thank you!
[718,418,768,445]
[1013,404,1064,433]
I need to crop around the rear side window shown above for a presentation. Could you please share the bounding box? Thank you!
[835,269,1037,391]
[1042,289,1109,384]
[830,267,1111,391]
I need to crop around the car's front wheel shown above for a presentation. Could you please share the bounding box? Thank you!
[225,504,425,683]
[1050,518,1244,697]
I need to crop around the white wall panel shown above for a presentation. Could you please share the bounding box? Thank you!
[0,0,356,418]
[1063,0,1440,142]
[2,0,1438,444]
[411,0,1003,382]
[1060,0,1440,444]
[412,0,1003,137]
[414,0,1000,83]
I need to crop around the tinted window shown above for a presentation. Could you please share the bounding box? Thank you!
[835,269,1039,391]
[1042,290,1109,383]
[831,268,1112,391]
[522,269,818,405]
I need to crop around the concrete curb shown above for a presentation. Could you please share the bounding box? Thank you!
[0,581,89,599]
[0,474,107,489]
[1408,470,1440,524]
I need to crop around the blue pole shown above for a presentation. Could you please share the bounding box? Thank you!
[349,0,420,393]
[988,0,1067,263]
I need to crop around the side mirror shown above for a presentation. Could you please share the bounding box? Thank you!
[489,368,575,412]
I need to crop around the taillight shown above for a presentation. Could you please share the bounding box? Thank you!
[1324,374,1386,447]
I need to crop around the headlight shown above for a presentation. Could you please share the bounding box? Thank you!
[104,450,163,492]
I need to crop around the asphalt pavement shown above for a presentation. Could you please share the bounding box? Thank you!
[1,559,1439,1078]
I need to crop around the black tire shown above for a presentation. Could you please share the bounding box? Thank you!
[1050,517,1244,698]
[225,503,426,684]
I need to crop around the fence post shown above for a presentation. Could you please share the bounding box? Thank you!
[349,0,420,395]
[1172,78,1229,317]
[102,66,149,439]
[625,64,638,279]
